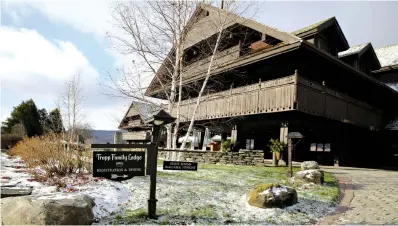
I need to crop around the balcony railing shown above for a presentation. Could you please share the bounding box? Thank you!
[181,44,241,79]
[172,74,297,121]
[121,131,149,141]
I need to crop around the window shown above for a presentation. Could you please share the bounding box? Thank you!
[310,143,331,152]
[246,139,254,150]
[317,143,324,152]
[310,143,317,151]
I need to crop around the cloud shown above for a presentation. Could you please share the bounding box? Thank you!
[0,27,127,130]
[3,0,112,37]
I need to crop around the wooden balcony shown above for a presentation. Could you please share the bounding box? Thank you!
[173,74,297,121]
[172,73,384,129]
[296,77,383,128]
[121,131,149,141]
[181,44,241,79]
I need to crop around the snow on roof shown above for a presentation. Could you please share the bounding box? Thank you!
[385,116,398,130]
[338,43,369,58]
[375,44,398,67]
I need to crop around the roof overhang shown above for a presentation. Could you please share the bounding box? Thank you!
[302,41,398,96]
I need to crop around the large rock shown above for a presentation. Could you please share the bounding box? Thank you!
[1,194,95,225]
[248,184,298,208]
[295,169,324,184]
[301,161,320,170]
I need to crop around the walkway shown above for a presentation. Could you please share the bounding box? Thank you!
[321,166,398,225]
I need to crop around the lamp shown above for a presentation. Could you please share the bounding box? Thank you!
[145,109,176,219]
[286,132,305,178]
[145,109,176,126]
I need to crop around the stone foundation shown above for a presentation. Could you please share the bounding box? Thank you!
[159,149,265,166]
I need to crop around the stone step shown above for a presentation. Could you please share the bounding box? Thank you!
[1,186,33,198]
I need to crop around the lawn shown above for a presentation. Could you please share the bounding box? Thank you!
[107,160,339,225]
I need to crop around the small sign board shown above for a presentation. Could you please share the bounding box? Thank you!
[163,161,197,171]
[93,151,145,181]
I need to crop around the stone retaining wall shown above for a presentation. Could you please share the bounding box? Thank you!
[158,149,264,166]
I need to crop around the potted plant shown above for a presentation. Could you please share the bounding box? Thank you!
[268,138,287,166]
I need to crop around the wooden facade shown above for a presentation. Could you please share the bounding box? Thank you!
[122,4,398,167]
[172,73,384,130]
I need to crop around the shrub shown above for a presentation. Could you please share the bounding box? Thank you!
[9,133,91,178]
[221,140,235,152]
[267,138,286,154]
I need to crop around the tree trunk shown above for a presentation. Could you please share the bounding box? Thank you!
[180,16,227,150]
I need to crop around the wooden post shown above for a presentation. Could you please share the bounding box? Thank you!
[148,125,161,219]
[287,138,293,177]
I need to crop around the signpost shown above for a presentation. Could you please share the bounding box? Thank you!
[93,151,145,181]
[91,109,176,220]
[163,161,198,171]
[286,132,305,177]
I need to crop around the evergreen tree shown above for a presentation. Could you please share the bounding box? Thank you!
[48,108,63,134]
[38,108,51,134]
[1,99,43,137]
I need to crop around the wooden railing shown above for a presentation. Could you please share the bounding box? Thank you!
[172,74,297,121]
[296,77,383,128]
[121,131,149,141]
[181,44,241,79]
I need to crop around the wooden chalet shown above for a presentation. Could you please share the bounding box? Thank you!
[118,101,163,144]
[123,4,398,167]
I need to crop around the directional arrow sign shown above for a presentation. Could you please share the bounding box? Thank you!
[93,151,145,181]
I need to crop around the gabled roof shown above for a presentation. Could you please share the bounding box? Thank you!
[119,101,163,129]
[375,44,398,67]
[338,43,369,58]
[292,17,334,36]
[192,4,300,46]
[291,17,349,50]
[338,42,381,69]
[146,3,301,96]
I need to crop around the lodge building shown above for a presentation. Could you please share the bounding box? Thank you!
[120,4,398,168]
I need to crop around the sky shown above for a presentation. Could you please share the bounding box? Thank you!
[1,1,397,130]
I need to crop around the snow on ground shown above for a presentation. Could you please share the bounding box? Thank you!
[1,153,338,224]
[0,152,131,222]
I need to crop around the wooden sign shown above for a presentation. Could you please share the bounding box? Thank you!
[93,151,145,181]
[163,161,197,171]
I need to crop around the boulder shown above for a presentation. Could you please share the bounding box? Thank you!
[301,161,319,170]
[248,183,298,208]
[1,194,95,225]
[295,169,324,184]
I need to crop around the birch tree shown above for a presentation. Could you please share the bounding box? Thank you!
[106,1,260,160]
[59,71,86,150]
[106,0,200,160]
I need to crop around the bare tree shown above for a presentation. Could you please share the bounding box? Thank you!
[59,71,86,150]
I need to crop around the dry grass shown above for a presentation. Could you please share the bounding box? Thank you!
[9,133,91,178]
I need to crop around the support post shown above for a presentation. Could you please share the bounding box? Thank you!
[287,138,293,178]
[148,125,160,219]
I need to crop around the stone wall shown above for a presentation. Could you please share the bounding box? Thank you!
[158,149,264,166]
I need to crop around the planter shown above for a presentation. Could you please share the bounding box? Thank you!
[275,152,281,160]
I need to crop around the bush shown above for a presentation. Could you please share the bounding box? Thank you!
[9,133,91,177]
[221,140,235,152]
[267,138,286,154]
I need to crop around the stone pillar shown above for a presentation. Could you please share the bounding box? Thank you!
[231,125,237,143]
